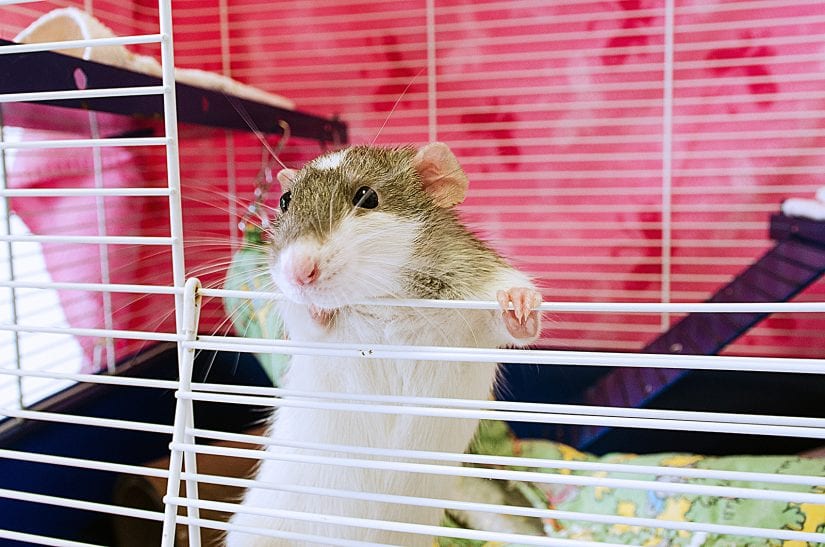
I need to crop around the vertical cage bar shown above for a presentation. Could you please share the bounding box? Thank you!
[218,0,232,79]
[225,133,238,247]
[156,0,202,543]
[426,0,437,143]
[87,111,116,373]
[660,0,675,328]
[0,107,23,410]
[218,0,239,247]
[158,0,185,337]
[161,278,203,546]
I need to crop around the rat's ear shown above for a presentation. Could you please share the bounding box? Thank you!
[277,168,298,191]
[413,142,468,208]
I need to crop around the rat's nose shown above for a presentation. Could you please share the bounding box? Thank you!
[292,255,319,286]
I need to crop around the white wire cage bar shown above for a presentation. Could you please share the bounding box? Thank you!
[149,277,825,546]
[0,0,195,542]
[2,0,825,546]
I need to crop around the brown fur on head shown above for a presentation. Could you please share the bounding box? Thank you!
[271,143,469,243]
[270,143,505,301]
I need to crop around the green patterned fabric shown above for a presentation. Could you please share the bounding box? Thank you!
[439,421,825,547]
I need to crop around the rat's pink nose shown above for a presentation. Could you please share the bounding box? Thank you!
[291,255,319,286]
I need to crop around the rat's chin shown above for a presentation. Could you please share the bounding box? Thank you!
[272,268,346,309]
[279,284,342,310]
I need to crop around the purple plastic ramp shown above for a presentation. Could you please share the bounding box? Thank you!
[567,214,825,448]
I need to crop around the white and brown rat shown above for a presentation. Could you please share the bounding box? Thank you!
[226,143,542,546]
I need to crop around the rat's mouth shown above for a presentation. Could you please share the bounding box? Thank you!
[287,284,345,309]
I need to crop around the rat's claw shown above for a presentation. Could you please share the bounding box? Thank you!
[498,287,542,340]
[512,287,541,324]
[496,290,510,314]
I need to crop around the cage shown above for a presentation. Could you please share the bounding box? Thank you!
[1,0,824,546]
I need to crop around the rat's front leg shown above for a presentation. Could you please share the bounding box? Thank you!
[497,287,542,341]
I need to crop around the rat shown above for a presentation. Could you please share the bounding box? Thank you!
[225,142,542,546]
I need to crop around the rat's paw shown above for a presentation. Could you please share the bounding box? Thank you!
[496,287,542,341]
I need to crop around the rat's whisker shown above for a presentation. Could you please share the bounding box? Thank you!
[371,69,425,146]
[223,93,290,172]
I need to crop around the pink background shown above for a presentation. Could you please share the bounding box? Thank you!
[3,0,824,371]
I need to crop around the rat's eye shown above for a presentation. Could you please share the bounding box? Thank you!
[352,186,378,209]
[279,191,291,212]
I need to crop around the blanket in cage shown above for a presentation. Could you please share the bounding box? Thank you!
[439,420,825,547]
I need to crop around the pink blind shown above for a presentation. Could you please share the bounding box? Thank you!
[3,0,824,374]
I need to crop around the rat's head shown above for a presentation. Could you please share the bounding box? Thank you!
[269,143,469,309]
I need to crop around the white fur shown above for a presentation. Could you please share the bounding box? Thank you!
[271,212,418,311]
[310,150,347,171]
[228,216,537,546]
